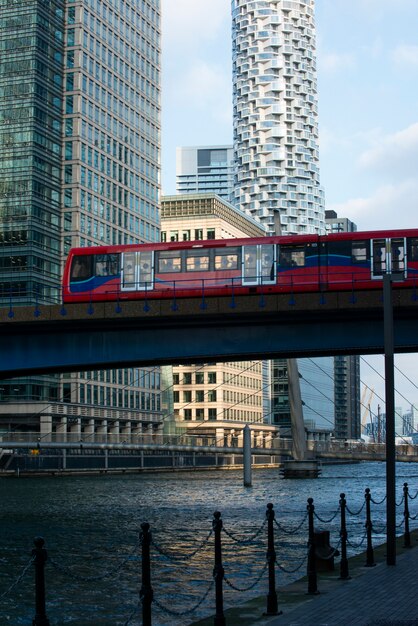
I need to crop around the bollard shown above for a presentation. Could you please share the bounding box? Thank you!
[139,522,153,626]
[306,498,319,594]
[32,537,50,626]
[403,483,411,548]
[212,511,225,626]
[264,503,280,615]
[339,493,350,580]
[364,488,375,567]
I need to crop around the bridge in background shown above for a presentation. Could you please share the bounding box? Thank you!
[0,287,418,377]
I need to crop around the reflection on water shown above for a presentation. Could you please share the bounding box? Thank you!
[1,462,418,625]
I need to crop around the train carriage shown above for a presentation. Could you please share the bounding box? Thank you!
[62,228,418,303]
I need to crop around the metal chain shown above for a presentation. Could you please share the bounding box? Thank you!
[123,602,140,626]
[224,561,267,592]
[370,495,387,505]
[275,552,308,574]
[408,489,418,500]
[313,507,340,524]
[346,501,366,517]
[222,518,266,544]
[347,530,367,549]
[397,516,406,528]
[409,512,418,521]
[273,512,308,535]
[396,495,405,507]
[372,524,387,535]
[49,543,139,583]
[0,556,35,601]
[153,578,214,617]
[151,528,213,561]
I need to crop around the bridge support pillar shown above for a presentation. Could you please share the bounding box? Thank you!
[55,418,67,443]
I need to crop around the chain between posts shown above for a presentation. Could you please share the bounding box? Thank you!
[0,556,35,601]
[151,528,213,561]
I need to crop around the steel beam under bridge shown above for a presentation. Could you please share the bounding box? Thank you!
[0,289,417,378]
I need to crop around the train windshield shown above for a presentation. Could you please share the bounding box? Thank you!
[70,255,93,282]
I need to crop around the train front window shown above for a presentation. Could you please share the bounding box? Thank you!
[71,255,93,281]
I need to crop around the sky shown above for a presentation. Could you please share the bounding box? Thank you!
[160,0,418,424]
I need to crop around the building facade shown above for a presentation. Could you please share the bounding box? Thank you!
[161,193,277,444]
[176,145,234,202]
[0,0,163,439]
[232,0,325,235]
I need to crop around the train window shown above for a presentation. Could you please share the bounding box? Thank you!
[95,253,119,277]
[71,255,93,281]
[352,241,368,263]
[214,248,239,270]
[186,251,210,272]
[157,250,182,273]
[279,246,305,267]
[408,238,418,262]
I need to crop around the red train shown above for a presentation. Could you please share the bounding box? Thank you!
[62,228,418,303]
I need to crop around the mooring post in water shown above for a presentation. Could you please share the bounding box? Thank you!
[32,537,50,626]
[243,424,252,487]
[139,522,153,626]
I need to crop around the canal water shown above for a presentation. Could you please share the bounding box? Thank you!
[1,462,418,625]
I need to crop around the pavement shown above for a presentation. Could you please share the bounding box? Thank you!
[190,531,418,626]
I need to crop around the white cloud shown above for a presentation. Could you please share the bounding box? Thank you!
[328,179,418,231]
[391,44,418,67]
[358,123,418,178]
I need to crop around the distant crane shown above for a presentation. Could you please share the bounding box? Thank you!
[361,386,375,440]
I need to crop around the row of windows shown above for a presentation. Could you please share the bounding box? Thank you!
[161,229,215,243]
[79,190,156,227]
[175,390,217,403]
[85,0,159,48]
[181,408,261,422]
[80,148,158,194]
[77,367,160,388]
[79,384,160,411]
[173,372,217,385]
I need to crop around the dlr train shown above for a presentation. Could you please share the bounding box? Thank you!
[62,228,418,303]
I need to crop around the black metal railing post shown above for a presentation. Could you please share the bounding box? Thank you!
[212,511,225,626]
[365,488,375,567]
[404,482,411,548]
[339,493,350,580]
[139,522,153,626]
[32,537,50,626]
[307,498,318,594]
[265,503,280,615]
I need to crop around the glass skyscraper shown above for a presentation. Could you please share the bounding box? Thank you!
[232,0,325,235]
[0,0,162,438]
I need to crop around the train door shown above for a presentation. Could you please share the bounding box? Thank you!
[371,237,406,279]
[121,250,154,291]
[242,244,276,286]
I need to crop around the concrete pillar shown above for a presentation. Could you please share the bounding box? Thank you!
[96,420,108,443]
[83,419,95,442]
[55,417,67,443]
[69,418,81,443]
[40,415,52,442]
[109,421,120,444]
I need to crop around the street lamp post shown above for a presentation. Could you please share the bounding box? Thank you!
[383,272,396,566]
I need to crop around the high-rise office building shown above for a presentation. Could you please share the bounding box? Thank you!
[232,0,325,235]
[0,0,162,438]
[176,146,234,202]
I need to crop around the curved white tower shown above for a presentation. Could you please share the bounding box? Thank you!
[232,0,325,235]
